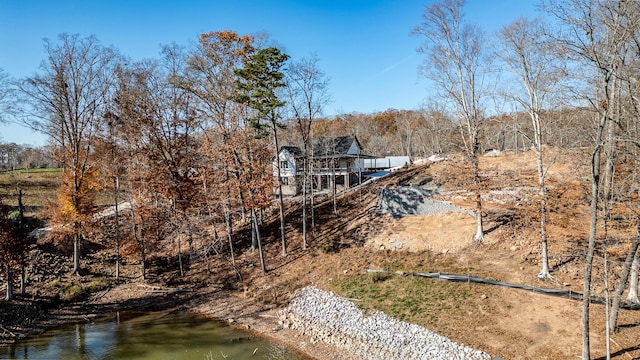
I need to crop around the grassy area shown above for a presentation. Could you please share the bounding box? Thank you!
[331,271,497,339]
[9,168,63,174]
[49,275,116,302]
[0,169,62,214]
[0,168,117,216]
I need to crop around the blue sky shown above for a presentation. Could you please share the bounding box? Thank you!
[0,0,539,147]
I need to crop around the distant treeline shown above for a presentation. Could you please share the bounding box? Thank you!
[0,143,57,171]
[278,106,594,160]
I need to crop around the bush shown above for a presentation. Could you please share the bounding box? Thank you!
[370,271,392,283]
[321,237,339,254]
[7,210,21,221]
[60,283,84,301]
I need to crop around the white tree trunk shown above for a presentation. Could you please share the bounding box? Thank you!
[472,151,484,242]
[536,147,552,279]
[474,209,484,242]
[608,236,639,332]
[627,252,639,303]
[302,159,308,250]
[538,241,551,279]
[73,234,80,275]
[114,176,120,280]
[5,265,12,301]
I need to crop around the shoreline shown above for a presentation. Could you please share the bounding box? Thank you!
[186,286,344,360]
[0,283,340,360]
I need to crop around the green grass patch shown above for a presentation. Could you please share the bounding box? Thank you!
[86,277,113,292]
[12,168,63,174]
[60,283,85,301]
[0,167,114,212]
[49,275,116,302]
[331,272,495,334]
[0,169,62,211]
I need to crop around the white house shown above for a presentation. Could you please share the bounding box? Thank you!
[273,135,374,196]
[274,146,304,196]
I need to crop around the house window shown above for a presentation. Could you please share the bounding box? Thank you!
[280,160,289,169]
[281,176,289,185]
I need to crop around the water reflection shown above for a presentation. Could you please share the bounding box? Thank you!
[1,311,307,360]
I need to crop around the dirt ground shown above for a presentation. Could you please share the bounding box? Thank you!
[366,211,478,253]
[3,146,640,359]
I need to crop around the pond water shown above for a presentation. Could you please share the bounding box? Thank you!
[0,310,309,360]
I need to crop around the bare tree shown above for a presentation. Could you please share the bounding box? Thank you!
[285,53,331,249]
[416,101,458,157]
[498,17,565,279]
[0,68,16,124]
[414,0,490,241]
[607,2,640,333]
[113,47,200,278]
[178,31,256,276]
[396,110,423,162]
[543,0,639,356]
[93,117,127,280]
[17,34,119,275]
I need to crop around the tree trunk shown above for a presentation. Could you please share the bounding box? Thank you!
[20,266,26,296]
[172,198,184,278]
[177,232,184,278]
[222,219,240,280]
[539,235,551,279]
[604,251,611,360]
[310,154,316,235]
[222,211,237,275]
[131,205,146,280]
[237,181,247,223]
[536,146,551,279]
[302,155,308,250]
[627,252,639,303]
[18,189,24,225]
[252,209,267,275]
[332,159,337,217]
[250,213,257,251]
[18,186,27,296]
[471,151,484,242]
[114,176,120,280]
[187,222,194,261]
[608,235,640,332]
[222,165,238,270]
[583,145,603,360]
[72,233,80,276]
[273,132,287,257]
[140,234,146,281]
[602,79,620,236]
[5,265,12,301]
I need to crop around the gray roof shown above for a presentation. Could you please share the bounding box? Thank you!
[279,136,373,160]
[312,135,361,158]
[280,145,304,158]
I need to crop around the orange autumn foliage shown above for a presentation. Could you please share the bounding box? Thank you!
[45,164,100,242]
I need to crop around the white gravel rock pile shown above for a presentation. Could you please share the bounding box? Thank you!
[279,286,491,360]
[378,187,474,218]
